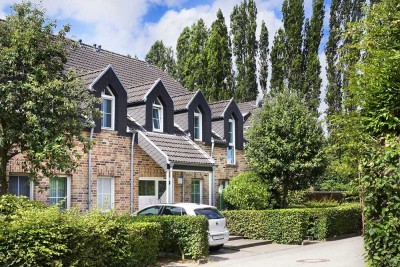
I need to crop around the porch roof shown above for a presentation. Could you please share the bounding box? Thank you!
[137,131,215,171]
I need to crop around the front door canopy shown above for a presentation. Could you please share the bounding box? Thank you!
[137,131,215,171]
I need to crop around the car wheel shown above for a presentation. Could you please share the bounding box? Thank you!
[209,244,224,251]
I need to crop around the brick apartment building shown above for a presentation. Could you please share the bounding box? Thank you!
[6,43,258,213]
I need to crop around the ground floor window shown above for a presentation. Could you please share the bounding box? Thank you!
[191,180,202,204]
[9,175,31,199]
[49,176,70,209]
[97,177,114,211]
[139,180,155,196]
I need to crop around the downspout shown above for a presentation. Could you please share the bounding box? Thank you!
[88,125,95,211]
[169,162,174,203]
[130,131,137,214]
[210,137,215,158]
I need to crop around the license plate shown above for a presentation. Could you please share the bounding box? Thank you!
[212,235,224,240]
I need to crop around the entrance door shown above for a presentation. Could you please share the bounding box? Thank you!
[138,178,167,210]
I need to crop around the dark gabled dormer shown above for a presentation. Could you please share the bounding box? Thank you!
[187,90,212,145]
[89,64,127,136]
[144,79,174,134]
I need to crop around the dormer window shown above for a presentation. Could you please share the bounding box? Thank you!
[152,98,163,132]
[194,108,202,141]
[101,87,115,130]
[227,116,235,164]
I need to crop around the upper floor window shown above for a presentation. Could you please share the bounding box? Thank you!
[101,87,115,130]
[152,98,163,132]
[227,116,235,164]
[194,108,202,141]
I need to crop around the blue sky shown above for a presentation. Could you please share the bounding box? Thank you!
[0,0,330,113]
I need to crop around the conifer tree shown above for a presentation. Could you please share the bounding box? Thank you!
[176,26,191,86]
[258,21,269,95]
[230,0,258,102]
[302,0,324,113]
[145,40,176,77]
[282,0,304,94]
[203,9,233,101]
[270,29,286,95]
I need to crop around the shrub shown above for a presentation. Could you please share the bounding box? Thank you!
[0,206,161,266]
[131,215,208,260]
[223,172,270,210]
[304,200,339,208]
[0,194,45,217]
[222,204,361,244]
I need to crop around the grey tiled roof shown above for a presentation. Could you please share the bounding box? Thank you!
[127,105,146,126]
[66,43,188,97]
[212,119,225,140]
[209,99,231,119]
[174,112,188,132]
[77,68,105,89]
[238,101,258,116]
[127,80,156,104]
[138,131,215,169]
[172,92,195,111]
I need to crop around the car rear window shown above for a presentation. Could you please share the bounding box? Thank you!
[194,208,224,219]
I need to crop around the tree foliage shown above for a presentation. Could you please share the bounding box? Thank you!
[145,40,176,77]
[258,21,269,95]
[203,9,233,101]
[0,3,99,194]
[230,0,258,102]
[270,29,286,95]
[223,172,270,210]
[245,90,326,208]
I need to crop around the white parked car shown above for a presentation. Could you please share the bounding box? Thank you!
[134,203,229,250]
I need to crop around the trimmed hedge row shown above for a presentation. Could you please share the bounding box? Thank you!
[222,204,361,244]
[130,215,209,260]
[0,205,161,267]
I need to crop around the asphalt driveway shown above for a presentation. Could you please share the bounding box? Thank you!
[206,236,365,267]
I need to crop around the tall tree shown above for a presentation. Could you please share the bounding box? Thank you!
[176,20,209,92]
[269,29,286,95]
[302,0,324,113]
[282,0,304,94]
[0,3,99,194]
[258,20,269,95]
[145,40,176,77]
[246,89,326,208]
[230,0,258,102]
[203,9,233,101]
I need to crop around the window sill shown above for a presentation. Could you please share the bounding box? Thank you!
[101,127,115,131]
[226,163,238,167]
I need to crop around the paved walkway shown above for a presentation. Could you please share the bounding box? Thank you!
[206,236,365,267]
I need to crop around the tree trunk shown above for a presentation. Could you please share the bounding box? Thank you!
[0,154,8,195]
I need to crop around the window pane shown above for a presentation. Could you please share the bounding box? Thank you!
[152,108,160,129]
[227,146,234,164]
[137,206,161,216]
[195,208,224,219]
[194,116,200,139]
[18,176,30,197]
[158,181,166,199]
[97,178,112,210]
[228,121,233,143]
[139,180,155,196]
[192,180,201,204]
[49,177,67,209]
[9,176,19,195]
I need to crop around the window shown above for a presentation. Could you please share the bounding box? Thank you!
[194,208,224,220]
[49,176,70,209]
[97,177,114,211]
[139,180,156,196]
[152,98,163,132]
[161,206,187,216]
[191,180,202,204]
[9,175,32,199]
[194,108,202,141]
[101,87,115,130]
[137,205,161,216]
[227,116,235,164]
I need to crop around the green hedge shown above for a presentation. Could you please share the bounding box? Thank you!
[222,204,361,244]
[130,215,209,260]
[0,206,161,267]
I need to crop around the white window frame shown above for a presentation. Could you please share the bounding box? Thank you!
[193,109,202,141]
[49,176,71,209]
[227,116,236,164]
[191,179,203,204]
[152,98,163,132]
[8,175,34,200]
[97,177,115,212]
[101,87,115,130]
